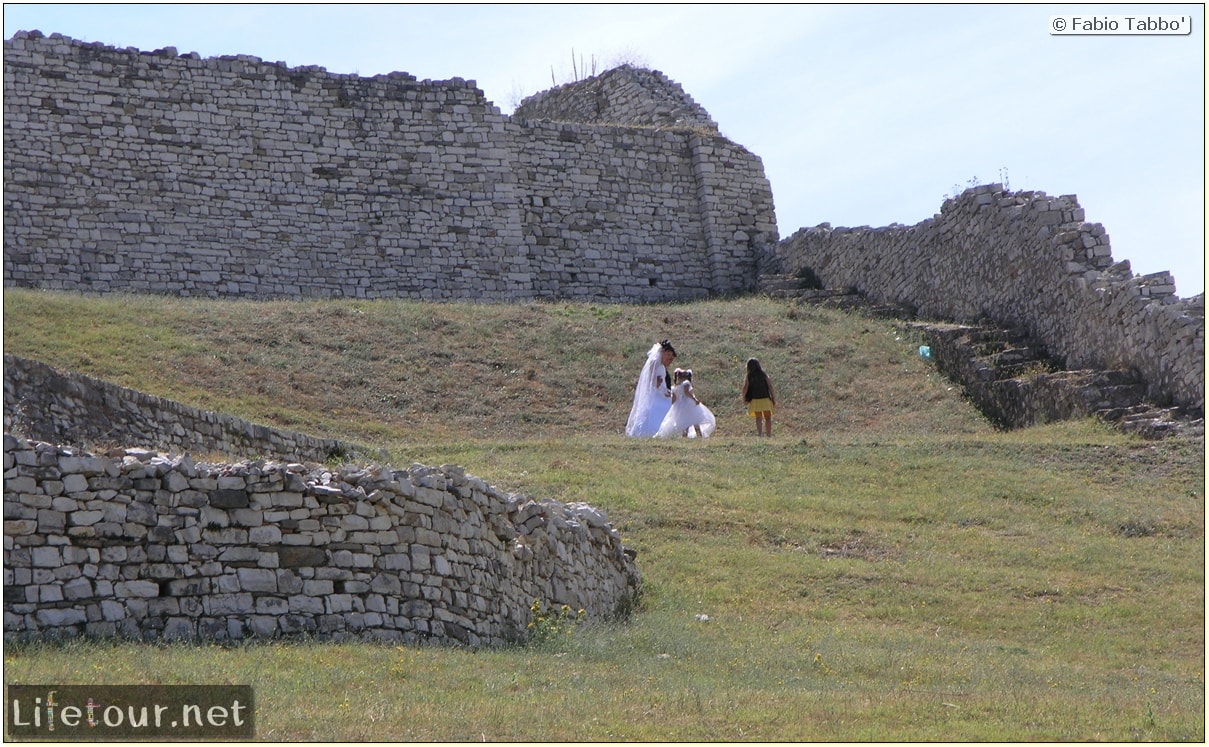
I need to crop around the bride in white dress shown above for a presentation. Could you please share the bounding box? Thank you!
[655,368,716,438]
[625,340,677,437]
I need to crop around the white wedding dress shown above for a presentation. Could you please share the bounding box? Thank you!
[655,381,716,438]
[625,343,673,437]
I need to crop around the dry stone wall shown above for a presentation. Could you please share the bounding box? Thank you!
[3,434,640,644]
[3,355,641,645]
[4,354,363,464]
[777,185,1204,413]
[2,32,777,302]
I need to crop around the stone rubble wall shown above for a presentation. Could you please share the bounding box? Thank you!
[2,31,777,302]
[3,434,641,645]
[4,354,364,464]
[513,64,719,130]
[776,185,1204,412]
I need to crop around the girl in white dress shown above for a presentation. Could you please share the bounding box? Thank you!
[656,369,716,438]
[625,340,677,437]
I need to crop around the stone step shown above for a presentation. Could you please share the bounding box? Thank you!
[758,273,821,292]
[1117,410,1204,439]
[911,319,1198,438]
[1098,404,1156,422]
[1080,383,1149,411]
[995,346,1041,363]
[760,278,810,293]
[994,361,1050,380]
[769,285,1199,439]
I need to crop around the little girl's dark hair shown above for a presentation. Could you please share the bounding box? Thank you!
[745,358,768,391]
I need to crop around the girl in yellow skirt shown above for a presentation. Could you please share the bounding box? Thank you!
[742,358,776,437]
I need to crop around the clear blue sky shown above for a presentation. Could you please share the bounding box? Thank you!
[5,3,1205,295]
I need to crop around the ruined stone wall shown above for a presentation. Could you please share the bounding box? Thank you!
[513,64,718,130]
[3,434,640,644]
[777,185,1204,412]
[2,32,777,302]
[3,355,362,464]
[3,354,640,645]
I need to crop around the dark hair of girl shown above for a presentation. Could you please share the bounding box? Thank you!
[660,340,676,355]
[746,357,767,386]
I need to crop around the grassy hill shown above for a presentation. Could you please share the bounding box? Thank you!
[3,288,1204,741]
[2,289,989,446]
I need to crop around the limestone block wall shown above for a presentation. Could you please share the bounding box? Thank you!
[4,354,363,464]
[2,31,777,302]
[3,434,641,644]
[514,123,778,300]
[777,185,1204,412]
[513,64,718,130]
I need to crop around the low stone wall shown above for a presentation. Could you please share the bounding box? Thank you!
[3,435,640,644]
[777,185,1204,412]
[3,354,364,464]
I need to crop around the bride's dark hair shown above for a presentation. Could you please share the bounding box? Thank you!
[660,340,676,389]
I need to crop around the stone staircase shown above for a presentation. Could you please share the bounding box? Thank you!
[912,322,1200,438]
[760,275,1203,439]
[758,273,917,319]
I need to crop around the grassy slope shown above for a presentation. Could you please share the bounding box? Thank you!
[1,289,987,445]
[3,288,1204,741]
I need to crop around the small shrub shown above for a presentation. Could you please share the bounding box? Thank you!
[526,599,585,646]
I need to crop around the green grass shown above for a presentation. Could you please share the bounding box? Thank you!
[2,289,986,444]
[3,288,1204,741]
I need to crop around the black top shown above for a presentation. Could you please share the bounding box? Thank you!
[745,373,770,401]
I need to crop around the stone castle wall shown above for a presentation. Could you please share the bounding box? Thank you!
[777,185,1204,412]
[513,64,719,130]
[3,434,640,645]
[2,32,777,302]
